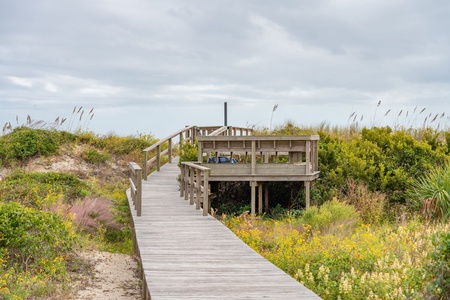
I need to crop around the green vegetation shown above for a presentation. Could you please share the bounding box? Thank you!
[2,120,450,299]
[0,127,61,164]
[0,171,90,209]
[0,202,77,299]
[408,163,450,221]
[220,122,450,299]
[224,213,449,299]
[0,127,157,299]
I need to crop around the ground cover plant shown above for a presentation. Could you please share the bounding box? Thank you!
[0,126,156,299]
[224,211,450,299]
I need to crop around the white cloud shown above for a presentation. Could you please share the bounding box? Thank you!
[6,76,33,88]
[44,82,58,93]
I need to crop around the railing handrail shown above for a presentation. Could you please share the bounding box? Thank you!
[208,126,229,136]
[129,162,142,217]
[142,126,198,179]
[142,126,195,153]
[197,135,319,141]
[181,161,211,172]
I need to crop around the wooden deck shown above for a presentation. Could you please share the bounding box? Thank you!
[127,158,321,299]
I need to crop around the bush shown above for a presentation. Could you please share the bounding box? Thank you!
[340,179,386,224]
[316,127,448,206]
[81,148,110,164]
[300,199,359,232]
[426,232,450,299]
[0,127,60,163]
[0,202,77,299]
[0,171,90,208]
[179,141,198,163]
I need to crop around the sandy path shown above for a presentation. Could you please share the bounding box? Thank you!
[73,251,141,300]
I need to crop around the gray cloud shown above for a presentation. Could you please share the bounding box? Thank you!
[1,0,450,136]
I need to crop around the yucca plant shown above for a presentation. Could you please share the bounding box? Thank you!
[409,163,450,221]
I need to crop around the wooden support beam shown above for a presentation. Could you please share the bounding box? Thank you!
[189,169,194,205]
[251,141,256,175]
[196,170,201,210]
[250,181,256,215]
[258,182,263,215]
[265,184,269,212]
[184,166,189,201]
[203,171,210,216]
[306,140,311,174]
[156,144,161,171]
[305,181,311,208]
[168,138,172,163]
[180,164,185,197]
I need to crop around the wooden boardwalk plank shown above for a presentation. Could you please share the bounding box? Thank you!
[128,159,321,300]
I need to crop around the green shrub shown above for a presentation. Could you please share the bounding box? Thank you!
[0,202,77,298]
[300,199,359,232]
[0,127,60,163]
[316,127,448,206]
[426,231,450,299]
[340,179,386,224]
[81,148,110,164]
[0,171,90,208]
[179,141,198,163]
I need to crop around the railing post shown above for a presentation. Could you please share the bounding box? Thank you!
[179,132,184,153]
[168,138,173,163]
[156,144,161,171]
[251,140,256,175]
[180,164,185,197]
[189,168,195,205]
[203,170,210,216]
[184,165,189,201]
[197,140,203,163]
[136,168,142,217]
[306,140,311,175]
[192,126,197,144]
[143,151,148,180]
[195,170,201,210]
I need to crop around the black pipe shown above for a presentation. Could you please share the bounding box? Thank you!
[224,102,228,126]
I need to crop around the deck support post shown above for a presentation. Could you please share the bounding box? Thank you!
[305,181,311,208]
[258,182,263,215]
[250,181,257,215]
[265,184,269,212]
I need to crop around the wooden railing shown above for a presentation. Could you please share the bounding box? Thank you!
[142,125,253,179]
[208,126,253,137]
[142,126,196,179]
[129,162,142,216]
[132,125,253,217]
[179,162,211,216]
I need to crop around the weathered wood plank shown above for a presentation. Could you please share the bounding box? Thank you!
[127,158,321,300]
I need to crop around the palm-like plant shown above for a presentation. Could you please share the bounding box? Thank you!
[409,163,450,221]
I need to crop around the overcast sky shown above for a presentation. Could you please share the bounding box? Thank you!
[2,0,450,137]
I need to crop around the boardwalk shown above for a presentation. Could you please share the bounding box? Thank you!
[128,158,321,299]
